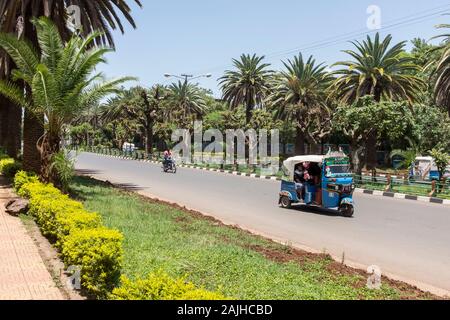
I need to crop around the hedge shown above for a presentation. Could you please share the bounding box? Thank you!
[62,227,123,297]
[13,170,39,192]
[109,272,228,300]
[14,171,227,300]
[0,158,22,178]
[15,172,122,298]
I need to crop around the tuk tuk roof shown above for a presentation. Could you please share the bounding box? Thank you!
[415,156,433,162]
[283,155,325,177]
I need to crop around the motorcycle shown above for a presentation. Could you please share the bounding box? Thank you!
[162,158,177,174]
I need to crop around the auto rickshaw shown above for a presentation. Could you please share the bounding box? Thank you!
[278,153,355,217]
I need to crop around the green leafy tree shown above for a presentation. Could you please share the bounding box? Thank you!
[411,104,450,152]
[334,96,415,175]
[219,54,272,124]
[0,17,134,184]
[268,53,333,154]
[430,22,450,116]
[332,33,425,169]
[389,137,422,171]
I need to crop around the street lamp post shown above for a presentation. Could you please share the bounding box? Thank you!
[164,73,212,85]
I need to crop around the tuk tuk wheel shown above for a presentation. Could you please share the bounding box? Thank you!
[280,196,292,209]
[339,204,354,218]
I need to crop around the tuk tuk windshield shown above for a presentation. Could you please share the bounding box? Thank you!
[324,157,351,177]
[325,164,351,177]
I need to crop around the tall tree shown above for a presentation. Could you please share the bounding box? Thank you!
[332,33,425,169]
[219,54,272,124]
[431,23,450,116]
[168,81,207,127]
[103,85,167,154]
[0,17,134,185]
[268,53,333,155]
[0,0,142,171]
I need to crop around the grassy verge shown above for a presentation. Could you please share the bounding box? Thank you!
[69,175,438,300]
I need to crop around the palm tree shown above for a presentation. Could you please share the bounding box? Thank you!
[168,81,207,125]
[219,54,272,124]
[268,53,333,155]
[431,23,450,116]
[102,85,167,154]
[0,0,142,47]
[0,17,134,184]
[332,33,425,169]
[0,0,142,171]
[332,33,424,103]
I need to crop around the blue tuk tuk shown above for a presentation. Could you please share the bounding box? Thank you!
[278,153,355,217]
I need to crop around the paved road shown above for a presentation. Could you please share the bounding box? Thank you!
[75,152,450,295]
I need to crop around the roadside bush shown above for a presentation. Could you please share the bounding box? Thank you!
[0,158,22,178]
[17,181,61,198]
[28,193,101,247]
[54,210,102,248]
[14,175,123,299]
[62,227,123,298]
[13,171,39,192]
[109,272,228,300]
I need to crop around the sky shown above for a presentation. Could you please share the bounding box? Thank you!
[98,0,450,97]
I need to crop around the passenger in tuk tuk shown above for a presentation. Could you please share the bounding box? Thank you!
[294,163,306,199]
[308,162,322,205]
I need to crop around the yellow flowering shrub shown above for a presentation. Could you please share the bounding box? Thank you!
[13,171,39,192]
[62,227,123,298]
[14,174,123,299]
[0,158,21,178]
[17,181,61,198]
[109,272,228,300]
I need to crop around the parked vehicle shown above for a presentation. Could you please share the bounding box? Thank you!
[411,156,442,181]
[279,153,355,217]
[122,142,135,153]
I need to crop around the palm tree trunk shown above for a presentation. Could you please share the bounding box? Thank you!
[365,131,377,171]
[20,5,45,173]
[0,65,21,159]
[40,131,61,186]
[245,108,252,125]
[22,110,44,173]
[295,127,306,155]
[0,95,10,150]
[145,125,154,155]
[365,91,381,171]
[4,99,21,158]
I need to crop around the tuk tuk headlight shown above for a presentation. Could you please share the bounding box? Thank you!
[342,184,353,193]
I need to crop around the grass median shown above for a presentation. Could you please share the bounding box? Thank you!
[69,175,437,300]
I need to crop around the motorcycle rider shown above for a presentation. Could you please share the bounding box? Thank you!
[163,149,173,169]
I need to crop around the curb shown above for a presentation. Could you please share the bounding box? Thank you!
[84,152,450,206]
[354,188,450,206]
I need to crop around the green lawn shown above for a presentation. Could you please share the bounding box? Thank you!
[69,176,436,300]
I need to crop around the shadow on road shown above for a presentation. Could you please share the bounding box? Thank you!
[112,183,144,191]
[286,204,348,218]
[75,169,102,175]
